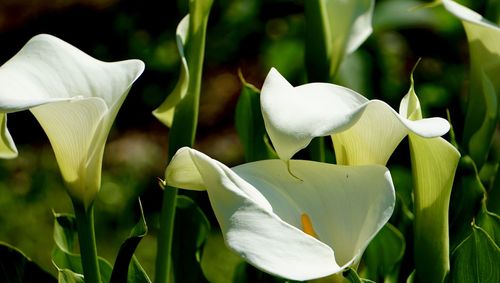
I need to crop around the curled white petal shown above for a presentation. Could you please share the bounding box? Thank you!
[0,34,145,206]
[442,0,499,30]
[261,68,450,163]
[166,147,395,280]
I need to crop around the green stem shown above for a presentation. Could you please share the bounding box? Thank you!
[304,0,331,83]
[309,137,326,162]
[155,188,177,283]
[154,1,212,282]
[72,201,101,283]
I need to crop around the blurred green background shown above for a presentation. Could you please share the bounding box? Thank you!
[0,0,495,279]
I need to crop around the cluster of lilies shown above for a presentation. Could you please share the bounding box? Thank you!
[0,0,497,282]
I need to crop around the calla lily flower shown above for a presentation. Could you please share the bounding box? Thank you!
[165,147,395,281]
[441,0,500,167]
[0,34,145,207]
[400,73,460,282]
[261,68,450,165]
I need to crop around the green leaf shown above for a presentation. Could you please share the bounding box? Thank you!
[235,72,277,162]
[0,242,56,283]
[127,258,150,283]
[362,223,405,282]
[343,268,376,283]
[200,230,245,283]
[466,72,498,168]
[450,224,500,283]
[477,205,500,247]
[53,212,78,254]
[488,167,500,214]
[449,156,486,251]
[58,269,84,283]
[52,249,113,282]
[172,195,210,283]
[52,213,113,282]
[110,199,151,283]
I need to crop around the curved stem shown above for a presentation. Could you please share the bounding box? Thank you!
[73,201,101,283]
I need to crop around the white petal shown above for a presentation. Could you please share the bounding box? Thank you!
[0,34,144,112]
[0,34,144,205]
[233,159,395,268]
[332,100,450,165]
[30,98,108,206]
[261,68,368,160]
[165,147,206,190]
[442,0,499,29]
[0,113,18,158]
[261,68,449,162]
[166,147,395,280]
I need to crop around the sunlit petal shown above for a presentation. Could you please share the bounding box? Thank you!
[0,34,144,206]
[0,34,143,110]
[261,68,449,163]
[261,67,368,161]
[399,72,461,281]
[30,98,107,204]
[166,147,395,280]
[0,113,17,158]
[165,147,205,191]
[332,99,450,165]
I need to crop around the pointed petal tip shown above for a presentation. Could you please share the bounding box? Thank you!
[165,146,206,191]
[263,67,289,87]
[405,117,451,138]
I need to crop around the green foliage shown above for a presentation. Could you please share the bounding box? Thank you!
[450,224,500,283]
[0,242,56,283]
[449,156,487,251]
[343,268,376,283]
[235,72,277,162]
[200,230,245,283]
[363,223,405,282]
[477,206,500,246]
[171,195,210,283]
[51,213,113,282]
[110,200,150,283]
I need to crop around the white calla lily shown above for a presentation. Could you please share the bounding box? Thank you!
[442,0,500,167]
[166,147,395,281]
[400,71,460,281]
[0,34,145,207]
[261,68,450,164]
